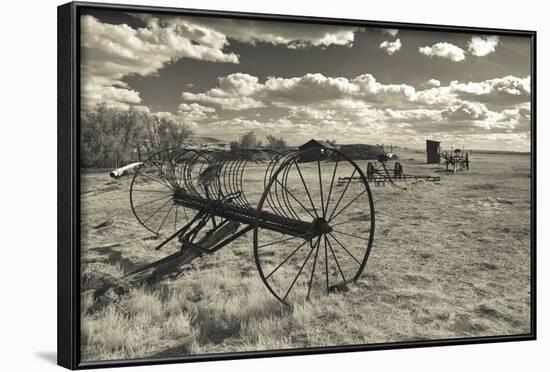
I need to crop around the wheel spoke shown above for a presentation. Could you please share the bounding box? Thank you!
[307,238,321,300]
[326,235,347,283]
[142,197,173,225]
[327,168,356,221]
[293,161,320,218]
[257,231,311,249]
[328,189,367,223]
[317,158,325,217]
[332,229,370,242]
[151,159,171,186]
[139,169,172,189]
[327,232,362,266]
[324,235,329,291]
[132,189,173,193]
[182,205,189,223]
[282,237,319,302]
[275,180,316,220]
[157,203,174,234]
[178,158,185,186]
[174,204,179,231]
[265,238,311,280]
[324,159,339,219]
[133,194,173,209]
[330,217,368,228]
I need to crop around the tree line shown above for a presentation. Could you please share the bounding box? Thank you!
[80,103,193,168]
[230,132,288,152]
[80,104,289,169]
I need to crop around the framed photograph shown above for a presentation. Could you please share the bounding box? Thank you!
[58,1,536,369]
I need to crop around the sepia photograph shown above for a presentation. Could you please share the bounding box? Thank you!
[74,4,533,364]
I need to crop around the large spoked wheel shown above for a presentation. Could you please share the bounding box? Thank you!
[253,148,375,305]
[130,148,204,237]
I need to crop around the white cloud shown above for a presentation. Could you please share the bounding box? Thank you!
[442,101,490,121]
[154,15,360,49]
[81,15,240,108]
[468,36,499,57]
[177,103,216,121]
[180,72,420,110]
[385,108,442,122]
[352,74,416,102]
[81,76,142,108]
[263,74,359,103]
[450,75,531,102]
[419,42,466,62]
[379,39,402,55]
[180,72,531,149]
[380,29,399,37]
[81,15,239,80]
[181,92,265,111]
[425,79,441,87]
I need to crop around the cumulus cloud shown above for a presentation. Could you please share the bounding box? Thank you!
[177,103,216,121]
[468,35,499,57]
[180,72,419,110]
[81,76,142,108]
[450,75,531,105]
[425,79,441,87]
[379,39,402,55]
[81,15,239,108]
[82,14,363,109]
[380,28,399,37]
[442,101,490,121]
[180,73,265,110]
[419,42,466,62]
[150,15,360,49]
[179,71,530,147]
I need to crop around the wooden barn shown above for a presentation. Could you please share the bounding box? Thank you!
[297,139,337,162]
[426,140,441,164]
[338,143,386,160]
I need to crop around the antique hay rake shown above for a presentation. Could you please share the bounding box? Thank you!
[440,149,470,173]
[337,154,441,188]
[127,147,375,304]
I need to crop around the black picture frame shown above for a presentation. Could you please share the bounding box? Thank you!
[58,1,537,369]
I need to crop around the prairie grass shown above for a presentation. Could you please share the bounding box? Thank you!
[80,149,531,361]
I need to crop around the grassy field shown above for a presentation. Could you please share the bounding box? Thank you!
[79,148,532,362]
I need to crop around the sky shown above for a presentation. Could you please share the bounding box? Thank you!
[80,9,532,151]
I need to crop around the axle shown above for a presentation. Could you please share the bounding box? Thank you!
[173,189,317,238]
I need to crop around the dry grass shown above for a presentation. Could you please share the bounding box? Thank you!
[79,149,532,362]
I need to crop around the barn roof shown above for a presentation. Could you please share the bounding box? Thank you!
[298,139,337,149]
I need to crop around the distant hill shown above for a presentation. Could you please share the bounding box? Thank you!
[191,136,228,144]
